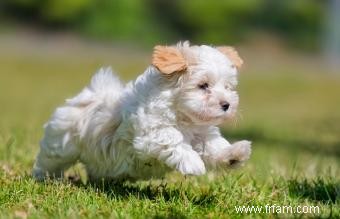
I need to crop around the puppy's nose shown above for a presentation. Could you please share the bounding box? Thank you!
[221,101,230,112]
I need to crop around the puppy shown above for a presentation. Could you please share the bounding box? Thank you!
[33,42,251,181]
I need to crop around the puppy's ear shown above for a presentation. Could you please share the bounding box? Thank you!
[217,46,243,69]
[152,45,187,75]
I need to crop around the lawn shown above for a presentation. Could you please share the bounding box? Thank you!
[0,34,339,218]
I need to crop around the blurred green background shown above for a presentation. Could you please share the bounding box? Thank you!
[0,0,339,218]
[0,0,335,49]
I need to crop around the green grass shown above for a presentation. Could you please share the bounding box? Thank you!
[0,36,339,218]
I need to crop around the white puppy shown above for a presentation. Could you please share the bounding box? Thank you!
[33,42,251,181]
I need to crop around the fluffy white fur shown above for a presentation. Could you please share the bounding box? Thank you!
[33,42,251,181]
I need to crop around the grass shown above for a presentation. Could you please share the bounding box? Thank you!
[0,34,339,218]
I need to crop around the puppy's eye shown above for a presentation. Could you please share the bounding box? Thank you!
[198,83,209,90]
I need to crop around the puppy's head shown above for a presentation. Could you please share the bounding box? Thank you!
[152,42,243,126]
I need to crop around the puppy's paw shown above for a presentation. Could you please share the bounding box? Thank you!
[177,152,206,176]
[228,140,252,167]
[32,167,63,181]
[32,168,46,181]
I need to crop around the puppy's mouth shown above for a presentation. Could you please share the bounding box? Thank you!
[184,108,233,125]
[191,111,218,122]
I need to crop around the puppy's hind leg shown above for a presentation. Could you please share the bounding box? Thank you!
[33,67,124,180]
[33,106,81,181]
[33,142,79,181]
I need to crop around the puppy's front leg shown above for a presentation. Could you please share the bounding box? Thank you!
[134,127,206,175]
[202,127,251,169]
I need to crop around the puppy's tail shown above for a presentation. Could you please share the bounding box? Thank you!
[66,67,124,106]
[89,67,124,95]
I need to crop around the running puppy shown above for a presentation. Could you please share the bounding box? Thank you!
[33,42,251,180]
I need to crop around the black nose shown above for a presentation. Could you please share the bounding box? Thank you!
[221,102,230,111]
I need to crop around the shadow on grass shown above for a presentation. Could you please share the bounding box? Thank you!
[288,178,340,203]
[74,178,217,207]
[152,208,188,219]
[32,175,214,219]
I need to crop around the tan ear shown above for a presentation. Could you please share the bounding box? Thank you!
[217,46,243,69]
[152,45,187,75]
